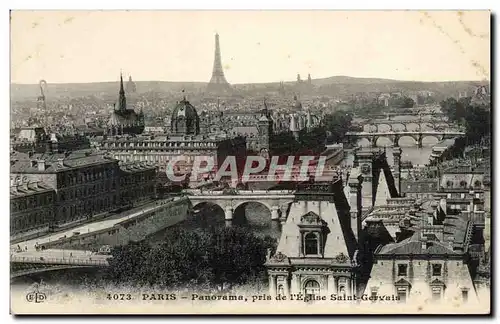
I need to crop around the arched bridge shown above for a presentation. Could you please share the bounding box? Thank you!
[358,118,455,132]
[10,250,110,279]
[184,189,296,224]
[345,131,465,148]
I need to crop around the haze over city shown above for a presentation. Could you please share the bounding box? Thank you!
[11,10,490,84]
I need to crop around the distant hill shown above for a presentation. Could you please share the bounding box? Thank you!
[307,75,403,86]
[11,76,488,101]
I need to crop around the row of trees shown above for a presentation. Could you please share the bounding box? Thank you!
[259,110,356,154]
[353,96,416,117]
[105,226,277,291]
[439,97,491,145]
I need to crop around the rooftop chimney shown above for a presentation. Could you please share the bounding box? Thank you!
[421,236,428,251]
[37,160,46,171]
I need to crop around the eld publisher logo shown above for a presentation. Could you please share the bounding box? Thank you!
[26,290,46,303]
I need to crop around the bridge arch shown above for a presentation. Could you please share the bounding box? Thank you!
[376,124,392,132]
[390,123,407,131]
[191,201,226,228]
[233,200,273,213]
[363,124,377,133]
[397,135,418,147]
[356,137,372,147]
[421,135,440,146]
[374,136,393,147]
[420,122,436,131]
[405,122,421,131]
[233,201,273,227]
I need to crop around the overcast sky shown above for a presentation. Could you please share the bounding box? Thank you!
[10,10,490,84]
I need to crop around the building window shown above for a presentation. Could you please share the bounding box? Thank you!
[277,285,284,297]
[398,264,408,276]
[370,288,378,303]
[459,181,467,188]
[474,180,481,188]
[432,264,442,276]
[461,289,469,302]
[304,232,319,255]
[397,287,407,303]
[338,285,346,297]
[431,287,441,301]
[304,280,320,300]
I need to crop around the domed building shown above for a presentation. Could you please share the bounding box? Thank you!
[98,92,247,187]
[170,97,200,135]
[107,74,145,136]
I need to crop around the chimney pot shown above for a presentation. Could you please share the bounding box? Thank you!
[38,160,46,171]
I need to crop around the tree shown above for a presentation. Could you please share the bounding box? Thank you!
[355,101,385,117]
[439,96,491,152]
[440,97,466,123]
[322,111,353,144]
[390,96,415,109]
[105,227,276,291]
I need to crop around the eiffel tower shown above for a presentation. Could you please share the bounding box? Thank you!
[207,33,231,94]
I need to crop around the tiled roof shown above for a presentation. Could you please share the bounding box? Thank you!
[10,150,117,173]
[119,161,156,173]
[10,182,54,198]
[377,235,457,255]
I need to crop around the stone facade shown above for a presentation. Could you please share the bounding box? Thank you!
[10,182,55,239]
[10,150,157,237]
[266,181,362,299]
[367,241,477,304]
[118,161,157,206]
[98,134,247,180]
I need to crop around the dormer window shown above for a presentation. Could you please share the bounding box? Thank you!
[398,264,408,276]
[297,211,328,258]
[432,264,442,276]
[304,232,319,255]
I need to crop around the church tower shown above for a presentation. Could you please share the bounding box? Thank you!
[37,80,47,111]
[116,73,127,111]
[257,100,273,155]
[207,33,231,94]
[126,75,137,93]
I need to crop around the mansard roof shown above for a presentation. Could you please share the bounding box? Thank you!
[274,180,357,261]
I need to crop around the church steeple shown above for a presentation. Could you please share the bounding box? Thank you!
[117,73,127,111]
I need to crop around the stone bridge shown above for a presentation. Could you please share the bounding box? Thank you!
[184,189,296,225]
[345,131,465,148]
[358,118,454,132]
[357,111,446,120]
[10,251,110,279]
